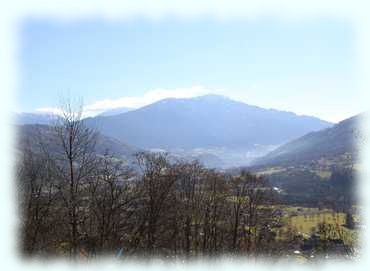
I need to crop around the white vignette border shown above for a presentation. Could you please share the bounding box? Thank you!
[1,1,370,271]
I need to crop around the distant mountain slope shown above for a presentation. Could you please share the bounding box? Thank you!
[85,95,332,150]
[252,114,361,167]
[98,107,133,117]
[17,124,142,162]
[16,112,55,125]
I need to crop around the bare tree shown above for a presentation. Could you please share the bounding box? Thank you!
[87,152,137,254]
[173,161,204,257]
[131,152,178,255]
[50,99,98,259]
[18,143,56,255]
[229,174,249,252]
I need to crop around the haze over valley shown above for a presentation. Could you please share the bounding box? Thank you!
[17,94,334,169]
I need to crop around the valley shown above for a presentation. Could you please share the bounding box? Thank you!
[16,95,362,260]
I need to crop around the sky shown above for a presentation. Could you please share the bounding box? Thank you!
[18,17,360,122]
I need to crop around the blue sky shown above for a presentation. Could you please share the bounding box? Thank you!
[18,18,358,122]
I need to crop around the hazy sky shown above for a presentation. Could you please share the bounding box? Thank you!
[18,18,359,122]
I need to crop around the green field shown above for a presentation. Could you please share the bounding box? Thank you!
[275,206,357,244]
[313,170,331,179]
[255,167,286,176]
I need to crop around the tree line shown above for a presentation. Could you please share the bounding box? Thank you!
[17,102,356,260]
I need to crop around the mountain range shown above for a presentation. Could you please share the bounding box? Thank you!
[84,95,332,150]
[252,114,361,167]
[16,95,362,207]
[15,112,55,125]
[17,95,335,168]
[97,107,133,117]
[18,124,141,163]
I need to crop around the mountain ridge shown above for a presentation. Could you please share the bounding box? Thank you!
[84,94,332,151]
[17,124,142,163]
[251,113,361,167]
